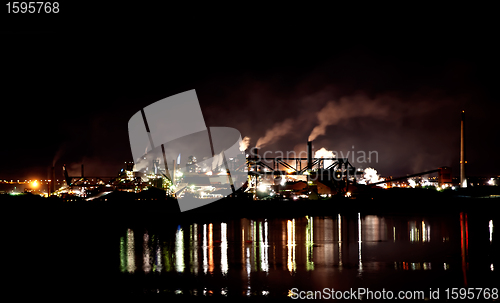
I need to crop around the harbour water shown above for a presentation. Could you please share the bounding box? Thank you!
[2,195,498,300]
[114,212,498,299]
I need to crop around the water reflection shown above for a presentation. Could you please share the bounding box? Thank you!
[127,228,136,273]
[163,235,173,272]
[490,220,494,243]
[221,222,228,275]
[490,220,494,272]
[208,223,214,274]
[358,213,362,274]
[245,246,251,297]
[338,214,342,269]
[154,234,162,272]
[259,220,269,273]
[314,216,334,267]
[189,223,198,274]
[175,226,184,272]
[119,228,136,273]
[117,213,498,297]
[305,216,314,270]
[119,236,126,272]
[286,219,295,273]
[143,230,150,273]
[394,261,432,270]
[409,220,431,242]
[460,212,468,286]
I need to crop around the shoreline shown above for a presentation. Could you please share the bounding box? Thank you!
[1,187,498,228]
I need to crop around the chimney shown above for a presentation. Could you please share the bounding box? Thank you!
[460,111,467,188]
[50,166,55,194]
[251,147,259,157]
[307,141,313,170]
[251,147,259,172]
[81,164,85,179]
[63,164,70,186]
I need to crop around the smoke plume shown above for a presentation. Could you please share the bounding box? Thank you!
[358,167,384,185]
[239,136,251,151]
[314,147,336,168]
[256,118,295,148]
[308,95,391,141]
[254,93,394,149]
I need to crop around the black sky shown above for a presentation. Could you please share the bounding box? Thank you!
[1,7,499,180]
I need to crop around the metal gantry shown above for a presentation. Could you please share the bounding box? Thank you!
[245,157,355,175]
[245,156,357,194]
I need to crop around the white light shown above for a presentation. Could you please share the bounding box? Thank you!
[490,220,494,243]
[258,184,267,192]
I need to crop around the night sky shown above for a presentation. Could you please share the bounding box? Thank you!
[2,9,499,181]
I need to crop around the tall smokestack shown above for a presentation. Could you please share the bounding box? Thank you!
[251,147,259,156]
[460,111,467,188]
[251,147,259,172]
[63,164,71,186]
[307,141,313,170]
[50,166,55,194]
[81,164,85,179]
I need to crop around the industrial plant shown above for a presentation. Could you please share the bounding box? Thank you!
[1,111,498,202]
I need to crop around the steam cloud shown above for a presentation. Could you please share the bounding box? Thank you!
[314,147,336,169]
[308,95,391,141]
[358,167,385,186]
[239,136,251,151]
[249,89,454,177]
[254,93,393,149]
[256,119,295,148]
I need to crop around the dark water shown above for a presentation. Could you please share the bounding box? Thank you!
[2,195,498,300]
[114,212,498,299]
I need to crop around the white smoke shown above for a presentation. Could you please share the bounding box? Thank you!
[358,167,384,186]
[314,147,336,169]
[308,95,391,141]
[256,118,295,148]
[255,93,394,148]
[239,136,251,151]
